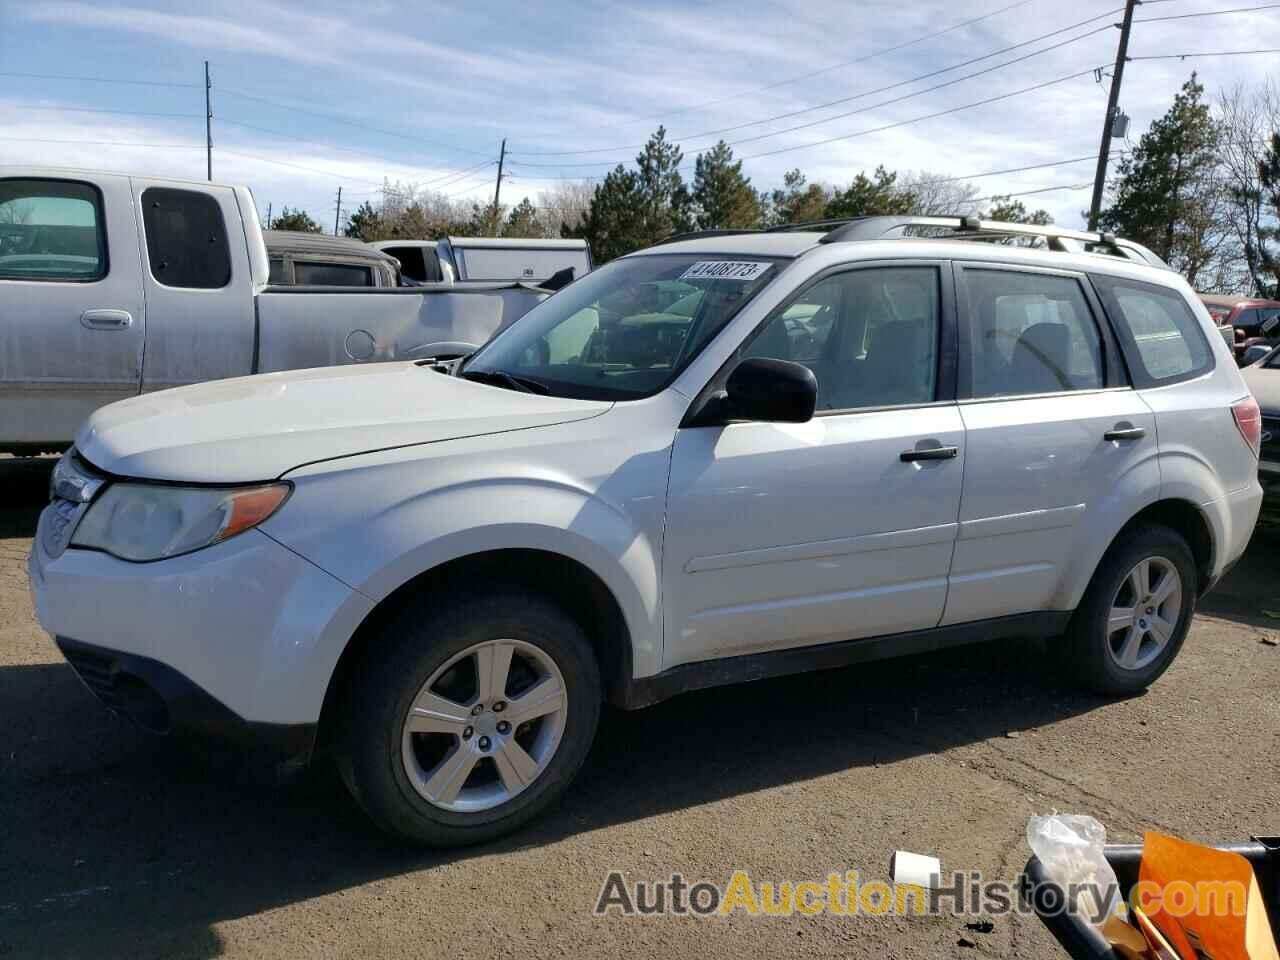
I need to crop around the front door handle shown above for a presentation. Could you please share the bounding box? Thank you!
[900,445,959,462]
[81,309,133,330]
[1104,425,1146,442]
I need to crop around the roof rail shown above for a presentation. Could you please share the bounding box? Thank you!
[656,228,761,245]
[765,218,862,233]
[815,215,1167,268]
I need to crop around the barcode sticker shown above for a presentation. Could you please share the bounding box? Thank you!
[679,261,771,282]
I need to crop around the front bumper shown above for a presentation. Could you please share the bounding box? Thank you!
[29,507,376,739]
[56,635,315,760]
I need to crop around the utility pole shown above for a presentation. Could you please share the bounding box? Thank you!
[491,138,507,234]
[265,202,272,230]
[1087,0,1137,230]
[334,186,343,235]
[204,60,213,182]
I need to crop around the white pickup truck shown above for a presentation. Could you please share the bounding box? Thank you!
[0,167,553,453]
[372,238,591,285]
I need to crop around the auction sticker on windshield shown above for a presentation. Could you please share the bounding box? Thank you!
[679,261,772,282]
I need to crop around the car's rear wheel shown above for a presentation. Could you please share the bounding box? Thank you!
[336,588,601,846]
[1063,525,1197,696]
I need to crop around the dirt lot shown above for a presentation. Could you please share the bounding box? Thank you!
[1,454,1278,959]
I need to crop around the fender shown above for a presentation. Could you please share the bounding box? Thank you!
[258,472,667,720]
[1048,444,1163,611]
[1154,444,1232,577]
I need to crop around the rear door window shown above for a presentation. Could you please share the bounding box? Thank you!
[141,187,231,289]
[0,179,106,281]
[1091,276,1212,386]
[961,269,1104,398]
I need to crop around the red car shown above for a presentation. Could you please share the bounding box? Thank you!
[1198,294,1280,359]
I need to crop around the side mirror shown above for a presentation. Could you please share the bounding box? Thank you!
[724,357,817,423]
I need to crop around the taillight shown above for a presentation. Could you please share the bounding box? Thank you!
[1232,396,1262,457]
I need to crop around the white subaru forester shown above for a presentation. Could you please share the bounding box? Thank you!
[29,217,1263,846]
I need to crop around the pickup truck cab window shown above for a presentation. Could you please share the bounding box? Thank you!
[0,178,106,282]
[140,187,232,290]
[462,253,785,400]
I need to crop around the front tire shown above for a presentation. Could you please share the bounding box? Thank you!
[1063,525,1197,696]
[336,588,601,847]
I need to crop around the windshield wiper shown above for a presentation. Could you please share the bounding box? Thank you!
[460,369,551,395]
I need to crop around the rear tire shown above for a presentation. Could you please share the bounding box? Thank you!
[335,587,601,847]
[1063,525,1197,696]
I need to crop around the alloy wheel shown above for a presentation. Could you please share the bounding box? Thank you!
[400,639,567,813]
[1105,556,1182,672]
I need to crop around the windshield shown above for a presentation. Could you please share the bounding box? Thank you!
[461,253,786,400]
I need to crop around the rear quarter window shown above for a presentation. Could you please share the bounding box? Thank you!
[1091,275,1212,387]
[141,187,232,289]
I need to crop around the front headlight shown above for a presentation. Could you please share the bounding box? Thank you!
[71,482,291,562]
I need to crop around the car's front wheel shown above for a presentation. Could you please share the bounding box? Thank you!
[336,588,601,846]
[1063,525,1197,696]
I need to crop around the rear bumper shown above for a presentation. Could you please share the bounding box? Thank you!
[56,635,316,763]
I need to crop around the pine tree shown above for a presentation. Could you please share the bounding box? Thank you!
[984,196,1052,225]
[824,166,914,218]
[573,127,693,261]
[766,169,829,226]
[1097,74,1227,286]
[270,207,322,233]
[504,198,546,238]
[343,201,384,240]
[691,141,761,230]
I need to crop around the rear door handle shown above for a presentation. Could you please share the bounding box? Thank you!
[81,309,133,330]
[900,445,959,462]
[1104,425,1146,441]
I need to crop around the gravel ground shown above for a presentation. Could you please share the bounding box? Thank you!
[1,454,1277,959]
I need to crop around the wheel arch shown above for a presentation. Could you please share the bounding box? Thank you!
[316,547,638,750]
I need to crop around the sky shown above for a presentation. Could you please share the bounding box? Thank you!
[0,0,1276,230]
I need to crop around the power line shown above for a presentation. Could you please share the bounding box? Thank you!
[1128,47,1280,60]
[215,148,394,187]
[517,0,1041,141]
[0,70,199,88]
[0,136,203,148]
[514,7,1123,157]
[216,87,491,157]
[1131,2,1280,21]
[740,67,1098,161]
[5,103,202,119]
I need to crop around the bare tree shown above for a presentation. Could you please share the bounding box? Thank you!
[897,171,982,216]
[1218,80,1280,295]
[536,180,594,238]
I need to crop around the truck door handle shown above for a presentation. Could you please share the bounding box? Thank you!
[1104,425,1146,441]
[81,309,133,330]
[900,445,959,462]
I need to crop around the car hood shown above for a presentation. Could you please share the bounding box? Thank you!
[76,362,611,483]
[1242,364,1280,416]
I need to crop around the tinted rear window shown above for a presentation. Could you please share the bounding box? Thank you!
[141,187,231,289]
[1092,276,1212,386]
[293,262,372,286]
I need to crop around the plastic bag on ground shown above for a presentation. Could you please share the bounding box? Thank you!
[1027,813,1124,929]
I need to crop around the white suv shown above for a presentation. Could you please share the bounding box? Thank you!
[28,217,1263,846]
